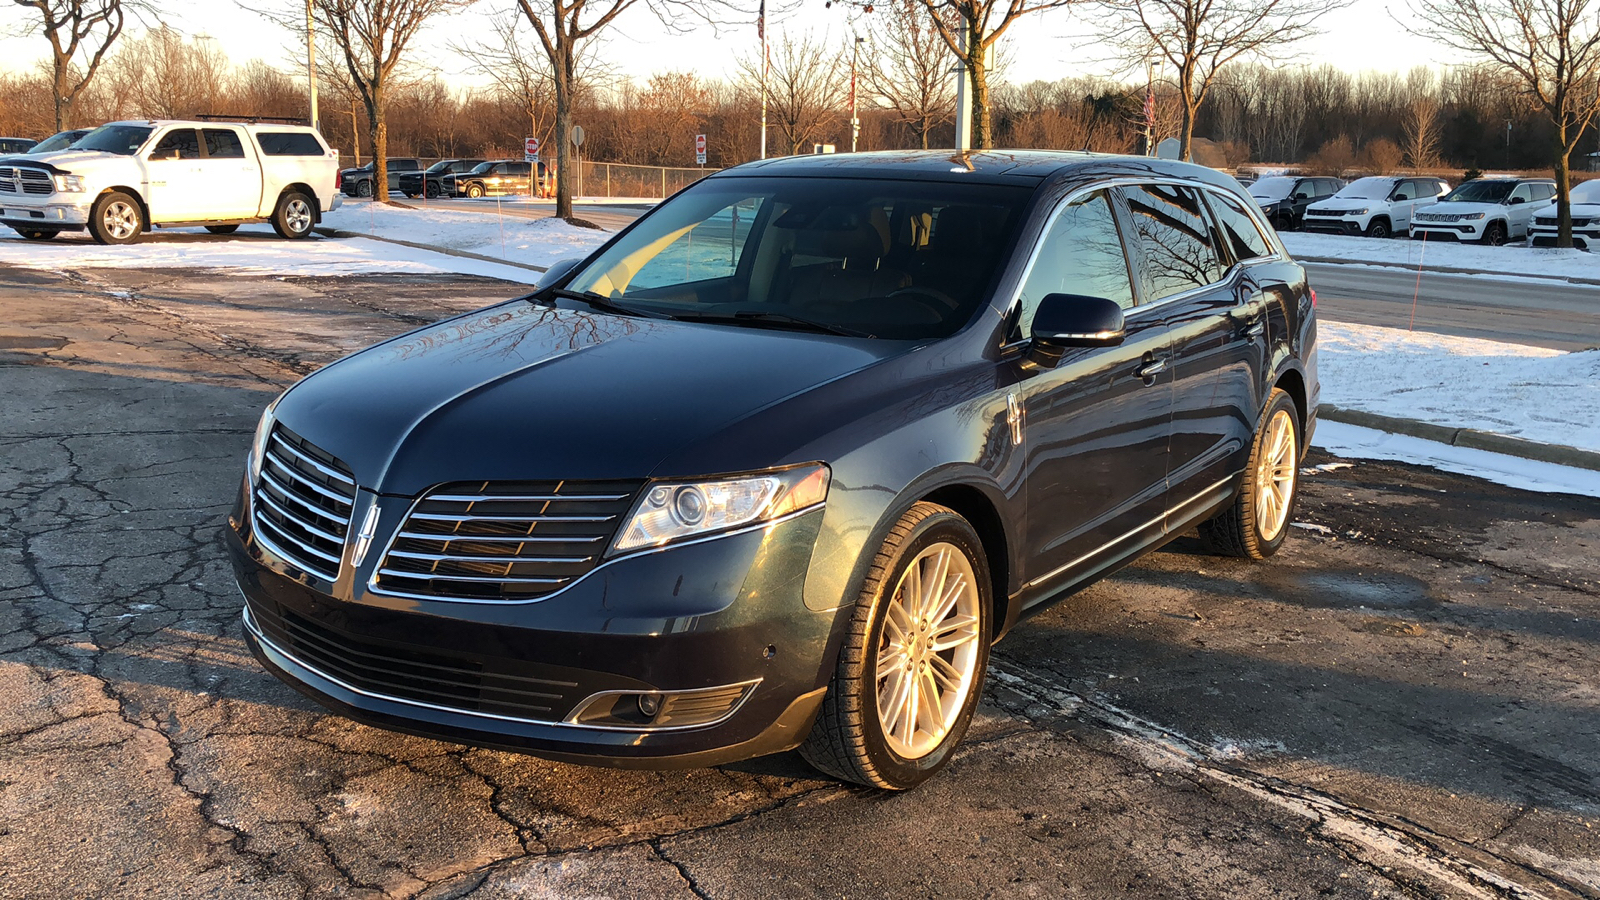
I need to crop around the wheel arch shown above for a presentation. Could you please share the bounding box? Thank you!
[278,182,323,221]
[917,482,1013,644]
[97,186,150,232]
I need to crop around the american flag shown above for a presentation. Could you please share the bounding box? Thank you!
[1144,88,1154,128]
[757,0,765,40]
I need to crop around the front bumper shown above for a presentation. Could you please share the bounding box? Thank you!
[0,196,90,231]
[1303,215,1367,235]
[1411,221,1485,241]
[1530,229,1597,250]
[227,485,843,768]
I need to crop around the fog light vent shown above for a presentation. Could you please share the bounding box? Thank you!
[565,680,759,730]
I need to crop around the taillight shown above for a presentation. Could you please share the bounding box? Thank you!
[1308,288,1318,307]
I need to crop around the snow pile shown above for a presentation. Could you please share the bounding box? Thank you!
[322,202,609,267]
[1281,232,1598,282]
[1317,320,1600,453]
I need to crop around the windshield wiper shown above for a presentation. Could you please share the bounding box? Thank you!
[542,288,674,320]
[676,310,872,338]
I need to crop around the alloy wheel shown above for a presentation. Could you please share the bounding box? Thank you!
[102,201,139,240]
[1254,408,1297,541]
[875,541,983,760]
[285,198,312,235]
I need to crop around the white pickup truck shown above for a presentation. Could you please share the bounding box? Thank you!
[0,119,342,244]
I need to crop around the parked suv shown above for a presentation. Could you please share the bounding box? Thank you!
[0,119,342,244]
[1249,175,1342,231]
[1304,176,1450,237]
[399,158,485,198]
[0,137,37,155]
[340,158,422,198]
[453,159,535,198]
[229,151,1319,790]
[1529,179,1600,250]
[26,128,91,155]
[1411,177,1555,244]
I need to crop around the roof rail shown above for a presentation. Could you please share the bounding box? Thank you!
[194,114,310,125]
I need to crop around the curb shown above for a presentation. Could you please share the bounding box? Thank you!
[1297,255,1600,288]
[313,227,549,275]
[1319,404,1600,472]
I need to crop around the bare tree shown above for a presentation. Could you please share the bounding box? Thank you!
[861,0,955,149]
[452,9,600,155]
[1408,0,1600,246]
[308,0,471,204]
[1361,137,1404,173]
[108,26,229,118]
[1096,0,1345,160]
[736,31,844,155]
[1401,69,1444,170]
[10,0,150,130]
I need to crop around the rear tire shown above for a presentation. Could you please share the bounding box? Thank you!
[88,191,143,245]
[16,228,59,241]
[270,192,315,239]
[1364,218,1391,238]
[205,224,239,235]
[799,502,991,790]
[1199,388,1301,560]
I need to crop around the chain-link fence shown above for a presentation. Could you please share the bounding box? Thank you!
[575,161,720,199]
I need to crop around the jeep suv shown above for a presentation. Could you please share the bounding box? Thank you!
[1304,176,1450,237]
[1411,177,1555,244]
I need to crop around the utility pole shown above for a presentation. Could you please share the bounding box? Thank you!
[850,36,863,152]
[1505,119,1512,169]
[759,0,768,159]
[953,26,972,151]
[305,0,319,130]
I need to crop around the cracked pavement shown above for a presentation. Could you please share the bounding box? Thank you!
[0,260,1596,899]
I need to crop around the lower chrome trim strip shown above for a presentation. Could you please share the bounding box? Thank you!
[241,605,759,733]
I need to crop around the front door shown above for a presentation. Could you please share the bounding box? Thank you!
[1013,189,1173,598]
[144,128,206,222]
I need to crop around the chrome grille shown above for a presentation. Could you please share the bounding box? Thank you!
[251,425,357,582]
[0,168,53,195]
[374,480,641,602]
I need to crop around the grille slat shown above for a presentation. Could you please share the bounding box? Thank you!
[250,425,357,582]
[249,603,583,721]
[2,168,53,196]
[373,480,641,602]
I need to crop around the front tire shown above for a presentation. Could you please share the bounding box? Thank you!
[355,180,373,198]
[466,183,485,199]
[1200,388,1300,559]
[88,191,143,245]
[800,502,991,790]
[1364,218,1391,238]
[270,192,316,239]
[1483,221,1508,246]
[16,228,59,241]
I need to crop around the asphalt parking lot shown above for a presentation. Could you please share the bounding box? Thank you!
[1,260,1597,899]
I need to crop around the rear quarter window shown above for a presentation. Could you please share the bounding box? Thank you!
[257,132,327,156]
[1120,184,1223,302]
[1208,191,1274,262]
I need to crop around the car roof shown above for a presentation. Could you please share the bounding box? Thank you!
[711,149,1245,191]
[100,119,318,132]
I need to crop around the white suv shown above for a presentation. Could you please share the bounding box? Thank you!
[1303,176,1451,238]
[1410,178,1555,244]
[0,119,342,244]
[1528,179,1600,250]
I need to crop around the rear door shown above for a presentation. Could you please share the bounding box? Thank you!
[198,127,261,219]
[1015,188,1172,596]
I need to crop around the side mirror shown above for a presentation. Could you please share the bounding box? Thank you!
[1293,192,1310,201]
[1026,294,1126,368]
[151,148,179,161]
[536,257,584,290]
[1509,196,1527,205]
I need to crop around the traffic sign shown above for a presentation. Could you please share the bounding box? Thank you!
[570,125,585,148]
[695,133,707,166]
[524,136,540,161]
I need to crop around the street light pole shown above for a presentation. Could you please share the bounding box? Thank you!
[305,0,319,131]
[850,36,863,152]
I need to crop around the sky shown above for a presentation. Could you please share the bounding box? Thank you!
[0,0,1452,90]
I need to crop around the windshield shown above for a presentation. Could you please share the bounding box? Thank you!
[72,124,153,156]
[1442,181,1513,204]
[469,161,497,174]
[425,160,453,173]
[29,130,86,154]
[562,176,1030,341]
[1333,177,1397,200]
[1249,177,1297,200]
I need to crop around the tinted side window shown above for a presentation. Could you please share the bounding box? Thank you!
[1012,191,1136,339]
[151,129,201,160]
[1532,184,1555,201]
[202,129,245,159]
[258,132,325,156]
[1391,181,1415,201]
[1120,184,1223,302]
[1209,191,1273,262]
[1319,179,1340,197]
[509,162,531,176]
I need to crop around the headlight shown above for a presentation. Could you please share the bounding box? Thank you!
[52,174,84,192]
[1461,212,1485,220]
[611,464,830,553]
[246,393,284,484]
[1346,208,1368,216]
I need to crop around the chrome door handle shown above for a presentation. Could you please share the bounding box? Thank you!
[1136,358,1168,380]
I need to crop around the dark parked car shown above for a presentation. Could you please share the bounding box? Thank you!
[340,158,422,197]
[26,128,91,155]
[0,137,37,155]
[1249,175,1342,231]
[452,159,538,198]
[399,158,486,198]
[229,151,1319,790]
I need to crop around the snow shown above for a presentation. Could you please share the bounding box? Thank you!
[321,202,609,267]
[1281,231,1598,282]
[1317,320,1600,454]
[1312,421,1600,499]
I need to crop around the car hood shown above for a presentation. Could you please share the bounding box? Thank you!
[273,301,908,496]
[1534,203,1600,221]
[1310,199,1380,212]
[8,150,128,171]
[1424,201,1504,216]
